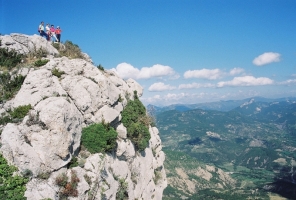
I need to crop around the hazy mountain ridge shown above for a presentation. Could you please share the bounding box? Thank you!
[147,96,296,115]
[156,98,296,199]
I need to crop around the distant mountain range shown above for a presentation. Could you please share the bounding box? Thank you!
[147,96,296,114]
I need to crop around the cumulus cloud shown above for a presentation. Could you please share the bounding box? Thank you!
[148,82,176,91]
[253,52,281,66]
[138,64,175,79]
[217,76,274,87]
[111,63,176,80]
[110,62,140,79]
[178,82,215,89]
[184,68,223,80]
[229,67,245,76]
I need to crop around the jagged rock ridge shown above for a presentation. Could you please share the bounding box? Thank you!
[0,33,167,200]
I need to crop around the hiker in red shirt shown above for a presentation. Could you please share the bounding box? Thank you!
[55,26,62,42]
[50,25,58,42]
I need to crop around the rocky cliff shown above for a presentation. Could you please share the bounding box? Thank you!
[0,34,167,200]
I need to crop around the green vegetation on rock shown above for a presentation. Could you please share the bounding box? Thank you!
[0,104,31,125]
[0,47,22,70]
[51,68,65,78]
[97,64,104,71]
[121,91,151,151]
[55,170,80,199]
[67,156,79,168]
[34,59,49,67]
[0,154,28,200]
[9,104,32,119]
[116,178,128,200]
[81,123,118,153]
[53,40,84,59]
[0,72,26,103]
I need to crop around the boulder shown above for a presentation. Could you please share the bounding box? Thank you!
[0,33,59,55]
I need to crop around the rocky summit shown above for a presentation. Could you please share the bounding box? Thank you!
[0,33,167,199]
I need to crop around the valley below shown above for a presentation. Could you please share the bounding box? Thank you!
[152,97,296,199]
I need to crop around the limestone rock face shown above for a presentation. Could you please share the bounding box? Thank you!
[0,33,59,55]
[0,34,167,200]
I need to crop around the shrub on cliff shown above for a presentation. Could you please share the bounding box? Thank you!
[121,91,151,151]
[53,40,84,59]
[51,68,65,78]
[0,105,31,125]
[0,47,22,70]
[55,170,79,199]
[9,104,32,119]
[34,59,49,67]
[116,178,128,200]
[81,123,118,153]
[0,154,28,200]
[0,72,26,103]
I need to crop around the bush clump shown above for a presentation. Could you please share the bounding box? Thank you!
[52,42,60,50]
[34,59,49,67]
[55,170,80,199]
[51,68,65,78]
[0,104,31,125]
[116,178,128,200]
[97,64,104,71]
[9,104,32,119]
[67,156,79,168]
[55,40,84,59]
[0,154,28,200]
[55,173,68,187]
[0,48,22,69]
[81,123,118,153]
[0,72,26,103]
[121,91,151,151]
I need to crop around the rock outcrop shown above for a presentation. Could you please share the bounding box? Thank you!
[0,34,167,199]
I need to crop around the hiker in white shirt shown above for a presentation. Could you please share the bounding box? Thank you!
[38,21,47,38]
[45,24,51,41]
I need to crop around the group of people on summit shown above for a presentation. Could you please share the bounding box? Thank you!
[38,21,62,42]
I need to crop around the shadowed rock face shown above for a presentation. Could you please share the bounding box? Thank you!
[0,33,167,200]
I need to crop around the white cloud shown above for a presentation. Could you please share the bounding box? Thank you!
[142,92,245,106]
[217,76,274,87]
[278,79,296,85]
[178,82,215,89]
[110,62,139,79]
[184,68,223,80]
[229,67,245,76]
[111,63,176,80]
[148,82,176,91]
[253,52,281,66]
[138,64,175,79]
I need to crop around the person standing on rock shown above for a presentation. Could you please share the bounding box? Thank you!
[38,21,47,38]
[45,23,51,41]
[50,25,58,42]
[55,26,62,42]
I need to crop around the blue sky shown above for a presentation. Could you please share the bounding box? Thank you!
[1,0,296,106]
